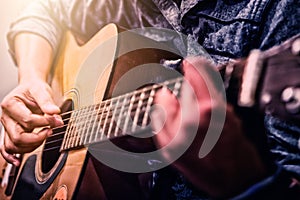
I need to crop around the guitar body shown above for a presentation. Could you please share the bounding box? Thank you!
[1,24,181,200]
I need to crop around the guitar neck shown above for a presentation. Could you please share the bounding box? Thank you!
[60,76,184,151]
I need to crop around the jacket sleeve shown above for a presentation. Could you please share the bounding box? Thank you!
[257,0,300,51]
[6,0,144,61]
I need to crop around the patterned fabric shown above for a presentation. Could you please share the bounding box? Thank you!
[265,115,300,177]
[7,0,300,64]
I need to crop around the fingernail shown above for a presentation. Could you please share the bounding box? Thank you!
[13,160,20,166]
[54,114,64,126]
[47,128,53,136]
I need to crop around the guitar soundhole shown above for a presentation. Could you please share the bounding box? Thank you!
[41,100,73,173]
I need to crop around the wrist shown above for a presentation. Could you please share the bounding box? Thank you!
[19,75,48,85]
[18,67,49,84]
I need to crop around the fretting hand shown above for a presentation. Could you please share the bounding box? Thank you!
[151,57,268,198]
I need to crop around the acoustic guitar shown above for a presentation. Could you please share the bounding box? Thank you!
[0,23,186,199]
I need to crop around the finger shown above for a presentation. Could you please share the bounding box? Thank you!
[2,99,63,132]
[2,104,52,131]
[182,59,208,100]
[0,147,20,166]
[154,87,179,122]
[4,130,49,154]
[180,81,199,122]
[45,114,64,128]
[182,57,217,102]
[181,57,225,121]
[2,117,49,151]
[152,87,181,147]
[30,85,60,115]
[150,107,165,134]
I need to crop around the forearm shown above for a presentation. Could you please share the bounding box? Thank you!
[14,33,53,83]
[7,0,109,59]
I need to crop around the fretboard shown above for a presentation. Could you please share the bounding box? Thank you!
[60,77,184,151]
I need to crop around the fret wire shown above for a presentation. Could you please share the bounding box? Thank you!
[107,97,118,138]
[75,106,85,146]
[100,100,111,140]
[73,94,153,145]
[59,99,150,148]
[84,105,97,145]
[142,87,156,127]
[61,120,68,150]
[70,111,79,149]
[75,107,87,147]
[89,103,101,145]
[59,77,182,123]
[62,93,150,137]
[63,77,181,125]
[95,101,107,143]
[71,110,80,148]
[63,116,70,150]
[66,111,76,149]
[63,110,78,150]
[84,104,97,145]
[122,91,137,134]
[89,105,100,144]
[103,101,147,138]
[59,77,185,150]
[82,106,90,145]
[68,110,78,148]
[131,89,146,132]
[51,95,161,150]
[62,95,156,147]
[114,93,129,137]
[72,110,81,148]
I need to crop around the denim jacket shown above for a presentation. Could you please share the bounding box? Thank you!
[6,0,300,199]
[7,0,299,64]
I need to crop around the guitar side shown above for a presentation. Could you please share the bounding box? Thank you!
[1,23,119,200]
[42,22,119,200]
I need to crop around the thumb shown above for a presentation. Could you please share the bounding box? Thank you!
[30,84,61,115]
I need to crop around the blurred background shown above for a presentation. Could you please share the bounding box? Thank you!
[0,1,33,129]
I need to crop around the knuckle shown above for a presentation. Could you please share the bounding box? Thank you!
[0,115,4,124]
[9,133,22,147]
[4,142,17,154]
[0,99,9,110]
[21,116,31,124]
[20,117,34,130]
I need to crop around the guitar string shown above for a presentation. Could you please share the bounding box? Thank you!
[49,86,172,142]
[43,96,156,149]
[43,80,182,149]
[41,78,183,151]
[51,104,148,141]
[45,85,181,147]
[56,77,179,116]
[44,85,155,151]
[49,90,155,137]
[43,86,168,151]
[42,109,153,152]
[43,101,179,152]
[50,78,181,136]
[56,77,182,118]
